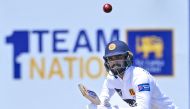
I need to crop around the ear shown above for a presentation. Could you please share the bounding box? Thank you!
[128,51,133,57]
[128,51,133,61]
[125,51,133,66]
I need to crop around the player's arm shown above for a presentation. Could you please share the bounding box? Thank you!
[130,71,151,109]
[132,82,151,109]
[99,79,115,107]
[78,84,101,105]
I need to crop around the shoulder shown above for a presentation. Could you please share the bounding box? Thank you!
[103,72,119,89]
[105,71,118,83]
[106,71,116,80]
[129,67,154,92]
[129,66,151,84]
[132,66,149,76]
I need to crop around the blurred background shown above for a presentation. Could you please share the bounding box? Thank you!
[0,0,189,109]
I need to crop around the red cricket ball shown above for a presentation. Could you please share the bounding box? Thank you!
[103,3,112,13]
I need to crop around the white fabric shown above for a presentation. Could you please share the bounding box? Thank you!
[87,103,122,109]
[98,66,177,109]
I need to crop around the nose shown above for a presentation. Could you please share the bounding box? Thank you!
[109,61,121,67]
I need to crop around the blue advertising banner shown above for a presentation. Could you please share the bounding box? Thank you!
[127,30,174,76]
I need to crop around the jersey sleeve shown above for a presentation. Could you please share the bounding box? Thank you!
[131,69,151,109]
[99,79,115,107]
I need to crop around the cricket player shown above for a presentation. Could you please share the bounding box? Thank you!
[87,40,177,109]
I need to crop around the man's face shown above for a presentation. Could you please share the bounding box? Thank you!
[107,54,126,70]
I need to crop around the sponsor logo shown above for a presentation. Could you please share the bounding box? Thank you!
[138,83,150,92]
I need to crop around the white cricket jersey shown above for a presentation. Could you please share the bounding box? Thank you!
[99,66,177,109]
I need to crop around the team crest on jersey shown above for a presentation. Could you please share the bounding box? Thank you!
[129,89,135,96]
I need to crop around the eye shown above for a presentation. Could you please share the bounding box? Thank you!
[108,56,116,61]
[107,57,112,61]
[118,56,123,59]
[116,55,124,60]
